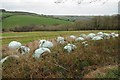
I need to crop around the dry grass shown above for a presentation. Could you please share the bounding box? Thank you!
[2,35,119,78]
[84,65,118,78]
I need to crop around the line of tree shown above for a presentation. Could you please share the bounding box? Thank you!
[71,15,119,30]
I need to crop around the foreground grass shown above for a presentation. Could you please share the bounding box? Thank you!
[95,67,119,78]
[2,31,119,78]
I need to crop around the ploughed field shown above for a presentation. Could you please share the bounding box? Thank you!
[1,30,119,78]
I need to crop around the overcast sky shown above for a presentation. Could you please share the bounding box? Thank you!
[0,0,120,15]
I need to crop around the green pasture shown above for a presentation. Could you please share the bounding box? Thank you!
[2,15,72,29]
[2,30,119,45]
[2,31,81,45]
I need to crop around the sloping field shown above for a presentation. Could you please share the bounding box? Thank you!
[2,15,72,29]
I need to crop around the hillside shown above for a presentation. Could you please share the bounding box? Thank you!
[1,10,119,31]
[1,10,72,30]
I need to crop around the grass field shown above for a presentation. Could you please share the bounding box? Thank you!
[1,12,72,29]
[2,30,119,45]
[2,30,119,78]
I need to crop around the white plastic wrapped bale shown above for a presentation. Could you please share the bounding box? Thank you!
[86,33,96,39]
[103,33,110,39]
[19,46,30,55]
[8,41,22,49]
[84,44,88,47]
[57,36,65,44]
[92,36,103,40]
[33,48,51,58]
[97,32,104,35]
[39,40,53,48]
[81,41,88,45]
[75,37,85,41]
[69,35,76,39]
[110,33,119,38]
[0,55,19,64]
[110,32,117,38]
[114,33,119,37]
[79,34,86,38]
[64,44,77,53]
[81,41,88,47]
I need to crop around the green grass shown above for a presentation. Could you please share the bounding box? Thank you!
[2,31,80,45]
[1,12,13,18]
[2,30,119,45]
[2,14,72,29]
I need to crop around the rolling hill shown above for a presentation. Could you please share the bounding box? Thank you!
[1,10,72,29]
[1,9,118,31]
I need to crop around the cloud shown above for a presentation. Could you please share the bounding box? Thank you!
[0,0,119,15]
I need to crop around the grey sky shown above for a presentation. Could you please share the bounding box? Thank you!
[1,0,119,15]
